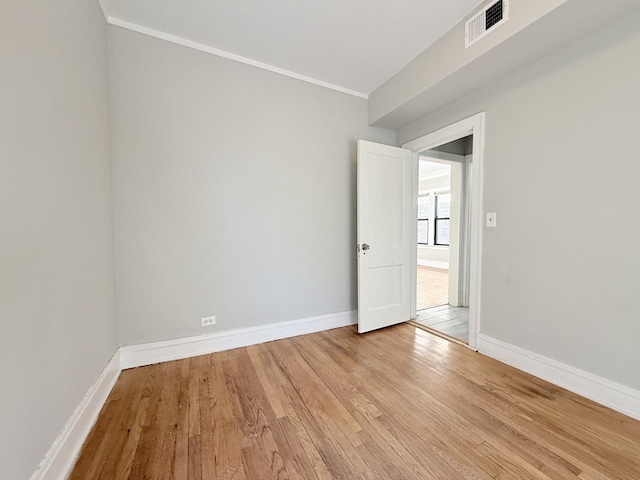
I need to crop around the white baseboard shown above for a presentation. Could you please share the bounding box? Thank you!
[31,310,357,479]
[42,318,639,479]
[417,259,449,270]
[120,310,357,369]
[478,334,640,421]
[30,351,122,480]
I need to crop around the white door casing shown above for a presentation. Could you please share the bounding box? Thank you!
[404,112,485,350]
[357,140,413,333]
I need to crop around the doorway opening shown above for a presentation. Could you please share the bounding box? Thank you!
[355,113,484,343]
[403,113,484,350]
[414,136,472,344]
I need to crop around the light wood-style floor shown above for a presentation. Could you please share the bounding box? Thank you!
[417,265,448,311]
[70,325,640,480]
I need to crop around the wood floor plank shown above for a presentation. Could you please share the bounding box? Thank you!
[247,344,286,419]
[292,335,448,479]
[172,360,191,480]
[69,324,640,479]
[303,330,559,479]
[103,368,156,480]
[127,362,171,479]
[67,369,136,480]
[325,350,493,478]
[198,360,219,480]
[225,348,293,479]
[212,355,245,480]
[356,330,590,478]
[268,342,368,479]
[187,435,203,480]
[277,413,324,480]
[417,265,449,310]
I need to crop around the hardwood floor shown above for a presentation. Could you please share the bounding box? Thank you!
[69,325,640,479]
[417,265,448,311]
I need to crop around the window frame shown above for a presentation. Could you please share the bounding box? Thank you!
[434,193,451,246]
[417,193,430,245]
[417,188,450,248]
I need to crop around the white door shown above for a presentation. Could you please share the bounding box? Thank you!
[357,140,413,333]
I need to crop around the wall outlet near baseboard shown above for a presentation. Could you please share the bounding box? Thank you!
[201,316,216,327]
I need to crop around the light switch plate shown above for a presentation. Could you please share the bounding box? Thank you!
[486,212,497,228]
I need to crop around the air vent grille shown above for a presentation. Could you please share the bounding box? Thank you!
[465,0,508,48]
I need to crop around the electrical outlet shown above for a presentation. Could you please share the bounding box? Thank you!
[201,315,216,327]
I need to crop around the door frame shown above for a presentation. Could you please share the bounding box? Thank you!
[403,112,485,350]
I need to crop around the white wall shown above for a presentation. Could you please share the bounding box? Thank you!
[418,247,449,269]
[109,27,395,346]
[399,12,640,390]
[0,1,117,478]
[419,175,450,192]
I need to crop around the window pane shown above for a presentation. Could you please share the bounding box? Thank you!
[436,194,451,218]
[417,220,428,244]
[436,219,450,245]
[418,195,429,220]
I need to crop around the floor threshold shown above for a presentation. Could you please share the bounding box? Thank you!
[408,320,469,347]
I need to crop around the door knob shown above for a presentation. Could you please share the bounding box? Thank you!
[362,243,370,251]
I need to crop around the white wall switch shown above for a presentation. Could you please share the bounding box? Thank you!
[486,212,497,228]
[201,315,216,327]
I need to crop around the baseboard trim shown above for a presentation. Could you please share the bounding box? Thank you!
[478,334,640,421]
[120,310,357,369]
[31,310,357,479]
[417,259,449,270]
[30,351,122,480]
[30,320,640,479]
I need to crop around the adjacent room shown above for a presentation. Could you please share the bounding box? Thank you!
[413,134,473,344]
[3,1,640,479]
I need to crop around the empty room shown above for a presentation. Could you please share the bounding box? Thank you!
[3,0,640,479]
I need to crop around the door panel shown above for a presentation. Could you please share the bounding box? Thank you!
[357,140,412,333]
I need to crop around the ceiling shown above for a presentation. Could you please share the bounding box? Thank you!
[100,0,484,95]
[419,160,450,181]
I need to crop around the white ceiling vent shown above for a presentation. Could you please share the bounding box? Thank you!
[465,0,509,48]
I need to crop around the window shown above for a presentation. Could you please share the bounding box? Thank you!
[417,190,450,247]
[417,195,429,245]
[435,193,451,246]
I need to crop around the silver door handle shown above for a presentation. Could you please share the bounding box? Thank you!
[362,243,370,251]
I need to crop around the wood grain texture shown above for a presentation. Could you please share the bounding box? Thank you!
[69,325,640,479]
[417,265,449,311]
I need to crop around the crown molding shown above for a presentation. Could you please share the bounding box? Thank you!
[106,16,369,100]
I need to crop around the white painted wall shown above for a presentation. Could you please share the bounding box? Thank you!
[0,1,117,478]
[447,160,465,307]
[398,12,640,390]
[109,27,395,346]
[418,247,449,269]
[419,174,450,192]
